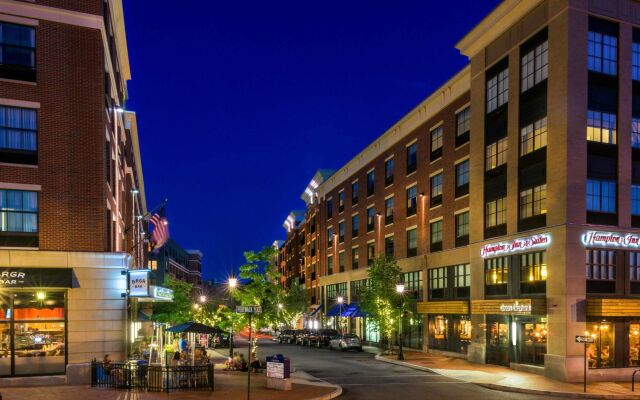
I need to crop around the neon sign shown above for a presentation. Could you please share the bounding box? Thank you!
[481,233,551,258]
[582,231,640,248]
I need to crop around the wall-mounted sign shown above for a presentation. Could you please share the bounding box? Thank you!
[128,270,150,297]
[151,285,174,301]
[236,305,262,314]
[0,268,72,288]
[499,302,531,313]
[471,298,546,315]
[576,335,595,344]
[581,231,640,248]
[480,233,551,258]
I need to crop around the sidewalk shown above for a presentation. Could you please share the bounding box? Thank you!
[376,350,640,399]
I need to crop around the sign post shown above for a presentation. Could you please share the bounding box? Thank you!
[576,335,595,393]
[236,305,262,400]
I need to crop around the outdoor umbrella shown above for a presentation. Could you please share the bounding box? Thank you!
[166,321,221,365]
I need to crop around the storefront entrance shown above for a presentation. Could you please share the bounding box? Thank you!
[486,315,510,366]
[428,314,471,354]
[485,315,547,367]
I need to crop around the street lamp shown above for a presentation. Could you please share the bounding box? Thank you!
[396,282,405,361]
[193,303,200,310]
[228,275,238,358]
[199,295,207,303]
[337,296,344,333]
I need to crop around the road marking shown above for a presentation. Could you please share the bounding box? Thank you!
[318,374,439,379]
[339,381,472,386]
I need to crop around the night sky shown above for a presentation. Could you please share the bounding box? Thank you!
[123,1,501,281]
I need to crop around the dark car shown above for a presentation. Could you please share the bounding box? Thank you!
[295,329,312,345]
[311,329,338,348]
[278,329,296,344]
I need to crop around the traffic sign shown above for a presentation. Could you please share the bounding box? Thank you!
[576,335,595,344]
[236,305,262,314]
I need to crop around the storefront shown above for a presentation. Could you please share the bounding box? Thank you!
[472,299,547,367]
[418,300,470,354]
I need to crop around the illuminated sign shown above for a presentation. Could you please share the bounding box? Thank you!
[499,302,532,313]
[0,268,72,288]
[581,231,640,248]
[128,270,150,297]
[481,233,551,258]
[151,285,174,301]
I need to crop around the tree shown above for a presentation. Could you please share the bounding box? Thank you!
[152,276,194,325]
[359,255,404,353]
[279,282,308,328]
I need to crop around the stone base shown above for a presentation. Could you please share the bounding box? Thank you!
[66,362,91,385]
[266,377,292,390]
[466,343,486,365]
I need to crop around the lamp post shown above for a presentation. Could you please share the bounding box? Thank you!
[396,282,405,361]
[337,296,344,333]
[228,276,238,358]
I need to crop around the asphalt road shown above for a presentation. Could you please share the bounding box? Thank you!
[229,338,564,400]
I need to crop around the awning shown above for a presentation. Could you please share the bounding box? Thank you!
[341,303,359,317]
[325,304,342,317]
[308,303,323,317]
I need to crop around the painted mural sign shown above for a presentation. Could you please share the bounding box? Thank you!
[480,233,551,258]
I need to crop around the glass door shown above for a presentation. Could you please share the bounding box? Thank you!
[486,315,510,366]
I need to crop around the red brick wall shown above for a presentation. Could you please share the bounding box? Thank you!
[0,21,108,251]
[34,0,103,15]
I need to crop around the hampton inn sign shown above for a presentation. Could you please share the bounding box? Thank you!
[581,231,640,248]
[480,233,551,258]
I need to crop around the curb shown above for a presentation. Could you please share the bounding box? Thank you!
[374,353,640,399]
[293,370,343,400]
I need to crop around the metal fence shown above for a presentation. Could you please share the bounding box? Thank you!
[91,361,214,392]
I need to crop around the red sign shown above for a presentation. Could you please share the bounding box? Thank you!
[582,231,640,248]
[481,233,551,258]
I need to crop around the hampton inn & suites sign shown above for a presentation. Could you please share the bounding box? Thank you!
[480,233,551,258]
[581,231,640,248]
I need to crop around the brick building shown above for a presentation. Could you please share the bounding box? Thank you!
[278,0,640,383]
[0,0,149,378]
[149,239,203,289]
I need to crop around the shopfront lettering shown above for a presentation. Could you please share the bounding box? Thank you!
[481,233,551,258]
[0,268,71,288]
[499,303,532,313]
[581,231,640,248]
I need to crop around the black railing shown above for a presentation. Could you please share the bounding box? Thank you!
[91,361,214,392]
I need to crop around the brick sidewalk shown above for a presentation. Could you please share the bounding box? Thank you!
[0,371,337,400]
[378,350,640,399]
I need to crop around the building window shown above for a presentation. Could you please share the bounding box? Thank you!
[430,173,443,207]
[455,159,470,197]
[587,110,617,144]
[351,214,359,238]
[586,179,616,213]
[367,242,375,266]
[487,67,509,113]
[520,184,547,219]
[406,185,417,216]
[485,137,508,170]
[588,31,617,75]
[0,23,36,82]
[327,199,333,219]
[0,105,37,155]
[0,189,38,233]
[406,143,417,174]
[352,247,359,269]
[520,251,547,294]
[633,118,640,149]
[485,256,509,296]
[385,235,394,256]
[454,264,470,298]
[367,206,375,232]
[350,279,367,302]
[634,42,640,81]
[586,321,615,368]
[521,116,547,155]
[521,40,548,92]
[431,126,443,160]
[385,197,394,225]
[384,158,394,187]
[407,228,417,258]
[456,107,471,138]
[367,171,375,196]
[586,249,616,294]
[327,255,333,276]
[404,270,423,299]
[430,220,443,252]
[338,222,345,243]
[339,251,345,273]
[455,212,469,246]
[352,181,359,205]
[327,227,333,247]
[338,191,344,213]
[428,267,447,300]
[485,198,506,228]
[630,252,640,294]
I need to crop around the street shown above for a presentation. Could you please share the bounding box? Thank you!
[229,338,565,400]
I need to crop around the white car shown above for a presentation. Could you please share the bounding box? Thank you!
[328,333,363,352]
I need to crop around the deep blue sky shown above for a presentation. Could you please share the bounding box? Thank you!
[123,1,501,281]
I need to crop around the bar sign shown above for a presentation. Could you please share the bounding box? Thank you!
[575,335,595,344]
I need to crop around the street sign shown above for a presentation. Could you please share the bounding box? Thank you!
[576,335,595,344]
[236,305,262,314]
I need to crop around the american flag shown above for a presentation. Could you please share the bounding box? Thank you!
[149,208,169,251]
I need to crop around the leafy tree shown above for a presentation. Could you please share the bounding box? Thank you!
[151,276,194,325]
[279,282,309,328]
[359,255,405,353]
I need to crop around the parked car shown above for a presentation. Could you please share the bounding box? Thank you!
[278,329,296,344]
[329,333,363,352]
[295,329,312,345]
[310,329,338,348]
[304,329,320,346]
[271,331,281,342]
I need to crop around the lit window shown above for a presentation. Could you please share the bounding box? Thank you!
[588,31,617,75]
[486,67,509,113]
[0,106,37,152]
[485,198,506,228]
[520,116,547,155]
[485,256,509,296]
[430,173,443,207]
[485,137,508,170]
[430,220,442,244]
[519,184,547,219]
[586,179,616,213]
[0,189,38,232]
[521,40,548,92]
[520,251,547,294]
[456,212,469,239]
[587,110,617,144]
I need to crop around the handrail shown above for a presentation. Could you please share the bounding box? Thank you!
[632,369,640,392]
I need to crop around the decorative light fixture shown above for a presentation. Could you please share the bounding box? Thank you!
[36,291,46,301]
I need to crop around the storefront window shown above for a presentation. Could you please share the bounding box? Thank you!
[485,257,509,296]
[586,321,614,368]
[520,321,547,365]
[630,323,640,367]
[433,316,447,340]
[520,251,547,295]
[428,315,470,354]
